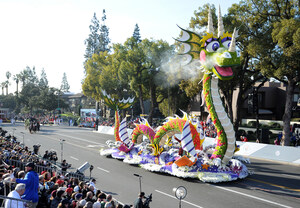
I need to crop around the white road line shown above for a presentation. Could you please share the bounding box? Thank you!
[213,186,292,208]
[97,167,110,173]
[281,174,300,179]
[155,190,203,208]
[70,156,79,161]
[54,133,105,147]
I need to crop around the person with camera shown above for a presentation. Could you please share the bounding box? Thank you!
[11,162,39,208]
[133,192,145,208]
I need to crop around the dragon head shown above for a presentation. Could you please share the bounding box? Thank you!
[177,6,240,80]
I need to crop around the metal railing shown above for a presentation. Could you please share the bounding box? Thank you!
[0,194,33,208]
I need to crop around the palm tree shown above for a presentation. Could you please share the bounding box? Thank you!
[5,71,11,95]
[13,74,21,96]
[19,70,28,87]
[1,82,5,95]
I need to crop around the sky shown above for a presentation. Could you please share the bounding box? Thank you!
[0,0,240,94]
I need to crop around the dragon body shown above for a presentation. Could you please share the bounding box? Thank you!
[177,7,240,164]
[153,118,201,150]
[114,111,121,142]
[131,123,156,144]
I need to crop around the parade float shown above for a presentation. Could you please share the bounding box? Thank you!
[100,6,250,183]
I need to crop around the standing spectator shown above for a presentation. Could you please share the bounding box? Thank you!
[104,194,113,208]
[4,183,26,208]
[61,160,70,174]
[89,178,97,194]
[11,162,39,208]
[43,151,49,160]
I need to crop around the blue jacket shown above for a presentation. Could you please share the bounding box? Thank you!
[16,170,39,203]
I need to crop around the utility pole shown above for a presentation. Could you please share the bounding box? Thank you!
[253,87,259,142]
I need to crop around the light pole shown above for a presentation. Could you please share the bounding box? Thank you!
[60,139,65,164]
[12,128,16,137]
[173,186,187,208]
[133,174,142,193]
[20,132,25,147]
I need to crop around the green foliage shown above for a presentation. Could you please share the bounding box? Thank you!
[60,72,70,92]
[0,94,16,110]
[39,68,49,89]
[133,24,141,43]
[84,10,110,61]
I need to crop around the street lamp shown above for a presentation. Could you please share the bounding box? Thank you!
[60,139,65,163]
[133,174,142,193]
[173,186,187,208]
[20,132,25,147]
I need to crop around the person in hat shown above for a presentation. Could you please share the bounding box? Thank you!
[133,192,145,208]
[11,162,39,208]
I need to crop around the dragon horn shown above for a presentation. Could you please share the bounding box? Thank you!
[207,7,214,34]
[218,5,224,38]
[228,28,237,52]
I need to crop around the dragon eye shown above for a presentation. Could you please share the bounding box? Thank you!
[206,41,220,52]
[222,40,231,49]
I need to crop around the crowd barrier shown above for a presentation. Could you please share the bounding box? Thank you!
[96,126,300,166]
[0,195,33,208]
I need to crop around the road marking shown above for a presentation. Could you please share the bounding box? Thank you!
[281,173,300,180]
[155,189,203,208]
[70,156,79,161]
[248,178,300,192]
[54,133,106,147]
[97,167,110,173]
[213,185,293,208]
[87,145,104,148]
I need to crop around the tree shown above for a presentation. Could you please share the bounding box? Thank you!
[233,0,300,145]
[84,13,101,60]
[99,9,110,52]
[0,94,16,110]
[5,71,11,95]
[13,73,22,96]
[133,24,141,43]
[19,66,39,86]
[1,82,5,95]
[39,68,49,89]
[60,72,70,92]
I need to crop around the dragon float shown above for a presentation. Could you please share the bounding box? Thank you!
[100,6,250,183]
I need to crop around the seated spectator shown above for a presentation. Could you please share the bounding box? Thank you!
[70,193,82,208]
[84,201,94,208]
[274,138,280,145]
[85,191,95,203]
[50,189,65,208]
[78,199,87,208]
[58,198,71,208]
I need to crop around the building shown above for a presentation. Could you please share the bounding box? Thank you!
[61,93,96,115]
[190,81,300,121]
[0,108,9,119]
[233,81,300,120]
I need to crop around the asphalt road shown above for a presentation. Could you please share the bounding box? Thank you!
[1,122,300,208]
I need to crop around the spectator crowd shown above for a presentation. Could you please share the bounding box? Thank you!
[0,127,132,208]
